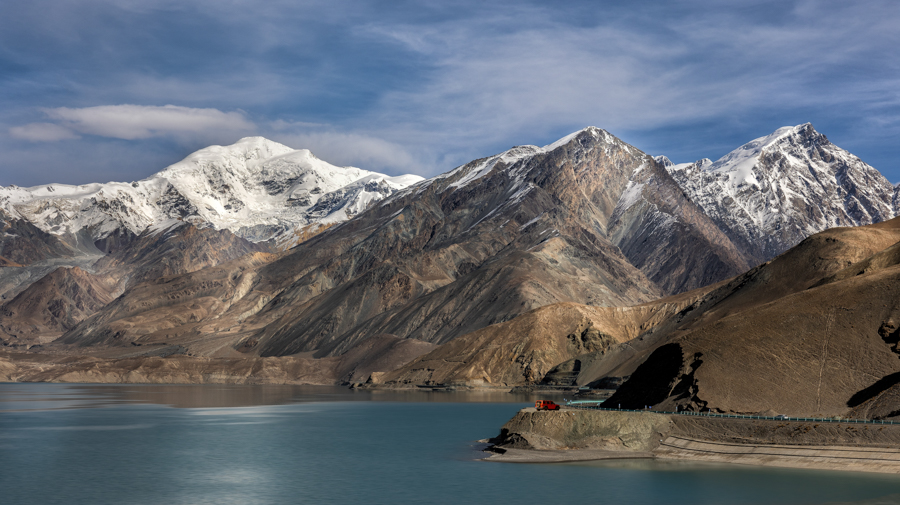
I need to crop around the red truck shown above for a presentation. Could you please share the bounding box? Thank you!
[535,400,560,411]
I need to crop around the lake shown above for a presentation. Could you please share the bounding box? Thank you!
[1,383,900,505]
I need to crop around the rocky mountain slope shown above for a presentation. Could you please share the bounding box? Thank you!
[0,222,270,349]
[3,123,899,393]
[0,266,114,344]
[380,215,900,400]
[0,210,81,267]
[354,124,900,391]
[57,127,764,363]
[0,210,98,301]
[608,156,750,294]
[375,300,702,388]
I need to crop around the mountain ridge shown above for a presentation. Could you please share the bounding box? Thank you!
[2,123,900,396]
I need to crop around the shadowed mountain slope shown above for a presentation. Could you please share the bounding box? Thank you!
[608,157,751,294]
[0,212,79,267]
[0,266,114,346]
[0,211,99,303]
[92,222,270,292]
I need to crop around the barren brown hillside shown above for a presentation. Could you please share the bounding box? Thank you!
[599,217,900,418]
[378,299,703,387]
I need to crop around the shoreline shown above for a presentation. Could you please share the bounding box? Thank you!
[482,436,900,474]
[656,435,900,473]
[486,408,900,474]
[482,447,654,463]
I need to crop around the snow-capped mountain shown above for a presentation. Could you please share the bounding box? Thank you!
[664,123,898,262]
[0,137,423,248]
[10,123,900,383]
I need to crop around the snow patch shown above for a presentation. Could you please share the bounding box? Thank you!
[448,127,612,192]
[519,212,545,230]
[147,218,186,236]
[653,155,674,168]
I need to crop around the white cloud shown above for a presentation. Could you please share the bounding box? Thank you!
[9,122,80,142]
[41,104,255,140]
[358,1,900,169]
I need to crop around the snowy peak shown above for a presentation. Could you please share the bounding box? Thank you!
[542,126,605,151]
[703,123,828,189]
[441,126,631,193]
[664,123,897,261]
[165,136,296,174]
[653,155,674,168]
[0,137,423,247]
[152,136,391,239]
[707,124,813,172]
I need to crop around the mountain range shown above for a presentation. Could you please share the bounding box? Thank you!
[1,123,899,412]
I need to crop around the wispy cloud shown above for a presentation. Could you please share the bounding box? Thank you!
[39,104,255,141]
[362,1,900,143]
[9,123,80,142]
[1,0,899,184]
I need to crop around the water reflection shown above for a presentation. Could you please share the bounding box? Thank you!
[0,383,564,410]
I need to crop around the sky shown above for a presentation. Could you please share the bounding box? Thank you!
[1,0,898,187]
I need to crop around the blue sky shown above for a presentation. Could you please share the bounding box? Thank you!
[1,0,898,186]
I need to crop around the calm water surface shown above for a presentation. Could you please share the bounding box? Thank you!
[1,383,900,505]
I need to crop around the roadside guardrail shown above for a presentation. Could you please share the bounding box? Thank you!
[563,401,896,425]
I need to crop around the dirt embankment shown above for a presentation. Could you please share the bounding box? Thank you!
[486,409,900,473]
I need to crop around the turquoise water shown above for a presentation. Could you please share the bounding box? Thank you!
[2,384,900,505]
